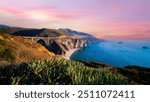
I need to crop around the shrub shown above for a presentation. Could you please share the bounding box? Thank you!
[0,58,130,85]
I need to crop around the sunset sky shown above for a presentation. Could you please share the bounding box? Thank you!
[0,0,150,39]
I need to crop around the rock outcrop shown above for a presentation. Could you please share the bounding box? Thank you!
[45,28,102,57]
[46,38,88,55]
[142,46,149,49]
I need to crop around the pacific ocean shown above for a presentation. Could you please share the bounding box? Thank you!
[70,40,150,68]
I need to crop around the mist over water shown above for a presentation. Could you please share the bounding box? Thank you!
[70,40,150,68]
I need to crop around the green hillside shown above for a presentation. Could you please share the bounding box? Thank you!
[0,58,130,85]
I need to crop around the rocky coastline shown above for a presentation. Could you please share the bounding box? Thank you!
[45,37,101,59]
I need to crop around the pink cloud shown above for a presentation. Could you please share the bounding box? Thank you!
[82,18,150,40]
[0,6,22,15]
[0,6,82,21]
[0,0,150,40]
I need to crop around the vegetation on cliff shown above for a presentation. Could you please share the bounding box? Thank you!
[0,58,130,85]
[78,61,150,84]
[0,34,55,65]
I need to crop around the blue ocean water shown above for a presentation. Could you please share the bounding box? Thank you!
[70,40,150,68]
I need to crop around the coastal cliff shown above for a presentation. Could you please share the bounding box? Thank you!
[0,27,101,58]
[44,29,101,57]
[47,38,88,56]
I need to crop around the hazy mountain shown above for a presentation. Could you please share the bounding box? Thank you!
[0,24,10,28]
[0,26,102,43]
[58,28,94,38]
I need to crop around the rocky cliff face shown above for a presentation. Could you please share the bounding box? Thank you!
[46,38,88,56]
[45,28,102,57]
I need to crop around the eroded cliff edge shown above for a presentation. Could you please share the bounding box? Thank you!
[46,38,88,56]
[44,36,102,59]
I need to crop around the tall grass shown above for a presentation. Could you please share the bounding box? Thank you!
[0,39,15,61]
[0,58,130,85]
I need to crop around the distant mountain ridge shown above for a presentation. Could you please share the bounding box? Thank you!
[58,28,102,42]
[58,29,94,38]
[0,25,98,39]
[0,27,66,37]
[0,24,10,28]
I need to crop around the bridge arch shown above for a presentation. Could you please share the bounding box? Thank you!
[37,39,46,47]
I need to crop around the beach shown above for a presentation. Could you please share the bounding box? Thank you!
[63,49,79,60]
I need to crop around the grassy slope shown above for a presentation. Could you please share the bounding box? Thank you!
[0,34,55,65]
[78,61,150,84]
[0,58,130,85]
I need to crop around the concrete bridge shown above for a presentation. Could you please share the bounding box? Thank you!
[23,36,88,55]
[24,36,55,46]
[23,36,87,47]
